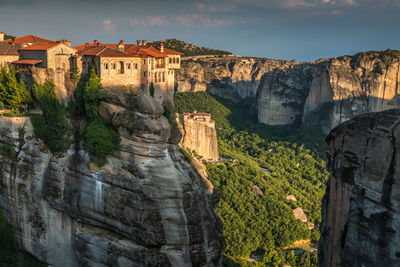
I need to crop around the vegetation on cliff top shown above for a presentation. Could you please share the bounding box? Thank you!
[149,39,232,56]
[73,64,120,166]
[174,92,327,266]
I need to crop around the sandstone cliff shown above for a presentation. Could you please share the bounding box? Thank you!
[318,109,400,266]
[0,93,222,266]
[176,57,295,102]
[176,50,400,133]
[180,112,219,162]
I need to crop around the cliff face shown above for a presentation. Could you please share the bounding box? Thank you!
[180,112,219,162]
[177,50,400,133]
[318,109,400,266]
[176,57,295,102]
[0,94,222,266]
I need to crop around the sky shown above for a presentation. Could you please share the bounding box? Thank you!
[0,0,399,62]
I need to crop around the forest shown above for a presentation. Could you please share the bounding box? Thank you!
[174,92,329,266]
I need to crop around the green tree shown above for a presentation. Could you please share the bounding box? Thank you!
[149,82,155,97]
[74,63,121,165]
[31,81,72,154]
[0,65,32,111]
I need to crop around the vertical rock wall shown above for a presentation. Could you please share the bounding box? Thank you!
[180,112,219,162]
[318,109,400,266]
[0,93,222,266]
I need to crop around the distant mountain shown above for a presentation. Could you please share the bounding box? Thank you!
[148,39,232,57]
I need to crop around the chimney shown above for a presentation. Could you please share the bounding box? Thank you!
[85,42,90,48]
[0,31,4,42]
[118,40,125,51]
[137,40,142,45]
[142,40,147,46]
[160,41,164,53]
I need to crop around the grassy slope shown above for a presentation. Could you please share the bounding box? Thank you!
[148,39,232,57]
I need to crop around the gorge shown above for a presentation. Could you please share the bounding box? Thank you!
[176,50,400,133]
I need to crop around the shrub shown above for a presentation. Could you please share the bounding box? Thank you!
[83,119,120,166]
[75,63,121,165]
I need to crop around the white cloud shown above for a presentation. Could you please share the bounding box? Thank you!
[103,19,116,33]
[174,13,236,27]
[130,15,168,26]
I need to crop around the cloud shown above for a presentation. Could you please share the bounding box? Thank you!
[280,0,316,9]
[195,2,236,12]
[146,15,168,25]
[130,15,168,26]
[103,19,116,33]
[174,13,236,27]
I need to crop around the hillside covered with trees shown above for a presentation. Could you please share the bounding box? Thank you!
[174,92,328,266]
[149,39,233,57]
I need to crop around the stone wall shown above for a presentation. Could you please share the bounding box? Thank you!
[0,55,19,66]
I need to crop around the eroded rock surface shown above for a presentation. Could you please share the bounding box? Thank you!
[180,112,219,162]
[177,51,400,133]
[318,109,400,266]
[0,93,222,266]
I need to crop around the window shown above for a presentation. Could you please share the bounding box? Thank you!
[143,59,146,64]
[144,71,146,77]
[127,63,131,69]
[177,58,179,63]
[173,58,176,63]
[134,63,137,69]
[162,72,165,82]
[113,63,116,69]
[105,63,108,70]
[169,58,171,64]
[155,73,158,82]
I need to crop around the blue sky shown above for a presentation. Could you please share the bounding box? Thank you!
[0,0,399,61]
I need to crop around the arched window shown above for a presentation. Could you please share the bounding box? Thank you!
[162,72,165,82]
[134,63,138,69]
[177,58,179,63]
[105,63,108,70]
[169,58,171,64]
[127,63,131,69]
[119,61,124,74]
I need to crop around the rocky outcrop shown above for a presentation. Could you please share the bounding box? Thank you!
[180,112,219,162]
[0,93,222,266]
[318,109,400,266]
[177,50,400,133]
[176,57,295,102]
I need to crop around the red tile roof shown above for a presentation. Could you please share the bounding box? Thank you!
[0,35,56,44]
[19,43,60,51]
[12,59,42,65]
[78,46,143,58]
[0,31,4,34]
[0,43,22,55]
[76,42,182,58]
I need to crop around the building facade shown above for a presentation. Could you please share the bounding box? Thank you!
[0,32,182,100]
